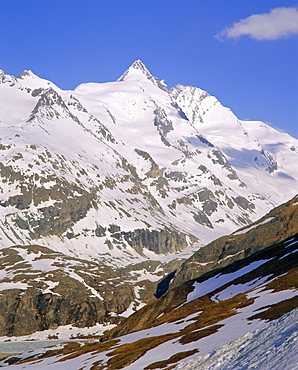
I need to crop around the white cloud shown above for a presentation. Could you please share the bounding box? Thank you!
[217,7,298,40]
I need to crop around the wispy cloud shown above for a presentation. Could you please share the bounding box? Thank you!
[217,7,298,40]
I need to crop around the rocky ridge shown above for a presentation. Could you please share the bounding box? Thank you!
[169,194,298,289]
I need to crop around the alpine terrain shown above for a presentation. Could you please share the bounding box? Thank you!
[1,194,298,369]
[0,60,297,360]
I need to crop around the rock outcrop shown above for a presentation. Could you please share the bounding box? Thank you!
[0,245,140,336]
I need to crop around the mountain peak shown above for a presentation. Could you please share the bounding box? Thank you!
[17,70,58,90]
[0,70,18,85]
[118,59,151,79]
[117,60,168,91]
[18,70,38,80]
[130,59,149,72]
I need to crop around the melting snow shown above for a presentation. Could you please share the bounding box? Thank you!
[233,217,275,236]
[187,259,271,302]
[0,282,28,291]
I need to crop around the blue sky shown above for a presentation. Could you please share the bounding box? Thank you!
[1,0,297,138]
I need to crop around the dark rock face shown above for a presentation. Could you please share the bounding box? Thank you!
[121,228,194,254]
[154,107,174,137]
[232,196,255,211]
[261,149,278,173]
[197,188,218,216]
[154,270,176,298]
[135,149,162,178]
[0,285,112,336]
[192,210,213,228]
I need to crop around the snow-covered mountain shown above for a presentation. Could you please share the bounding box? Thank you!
[0,60,298,335]
[1,60,298,259]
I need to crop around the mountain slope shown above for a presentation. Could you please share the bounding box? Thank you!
[2,195,297,369]
[103,195,298,340]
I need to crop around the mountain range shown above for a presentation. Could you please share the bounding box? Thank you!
[0,60,297,368]
[1,60,298,257]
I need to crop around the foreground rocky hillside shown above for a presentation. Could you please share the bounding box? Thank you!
[1,195,297,369]
[103,195,298,339]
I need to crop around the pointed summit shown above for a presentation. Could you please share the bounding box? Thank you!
[128,59,150,73]
[117,60,168,91]
[117,60,152,81]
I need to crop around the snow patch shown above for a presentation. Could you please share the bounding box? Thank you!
[233,217,274,236]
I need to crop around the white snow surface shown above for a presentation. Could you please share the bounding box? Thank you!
[233,217,275,235]
[0,322,115,348]
[187,259,272,302]
[175,307,298,370]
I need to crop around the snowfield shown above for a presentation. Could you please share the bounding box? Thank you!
[175,307,298,370]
